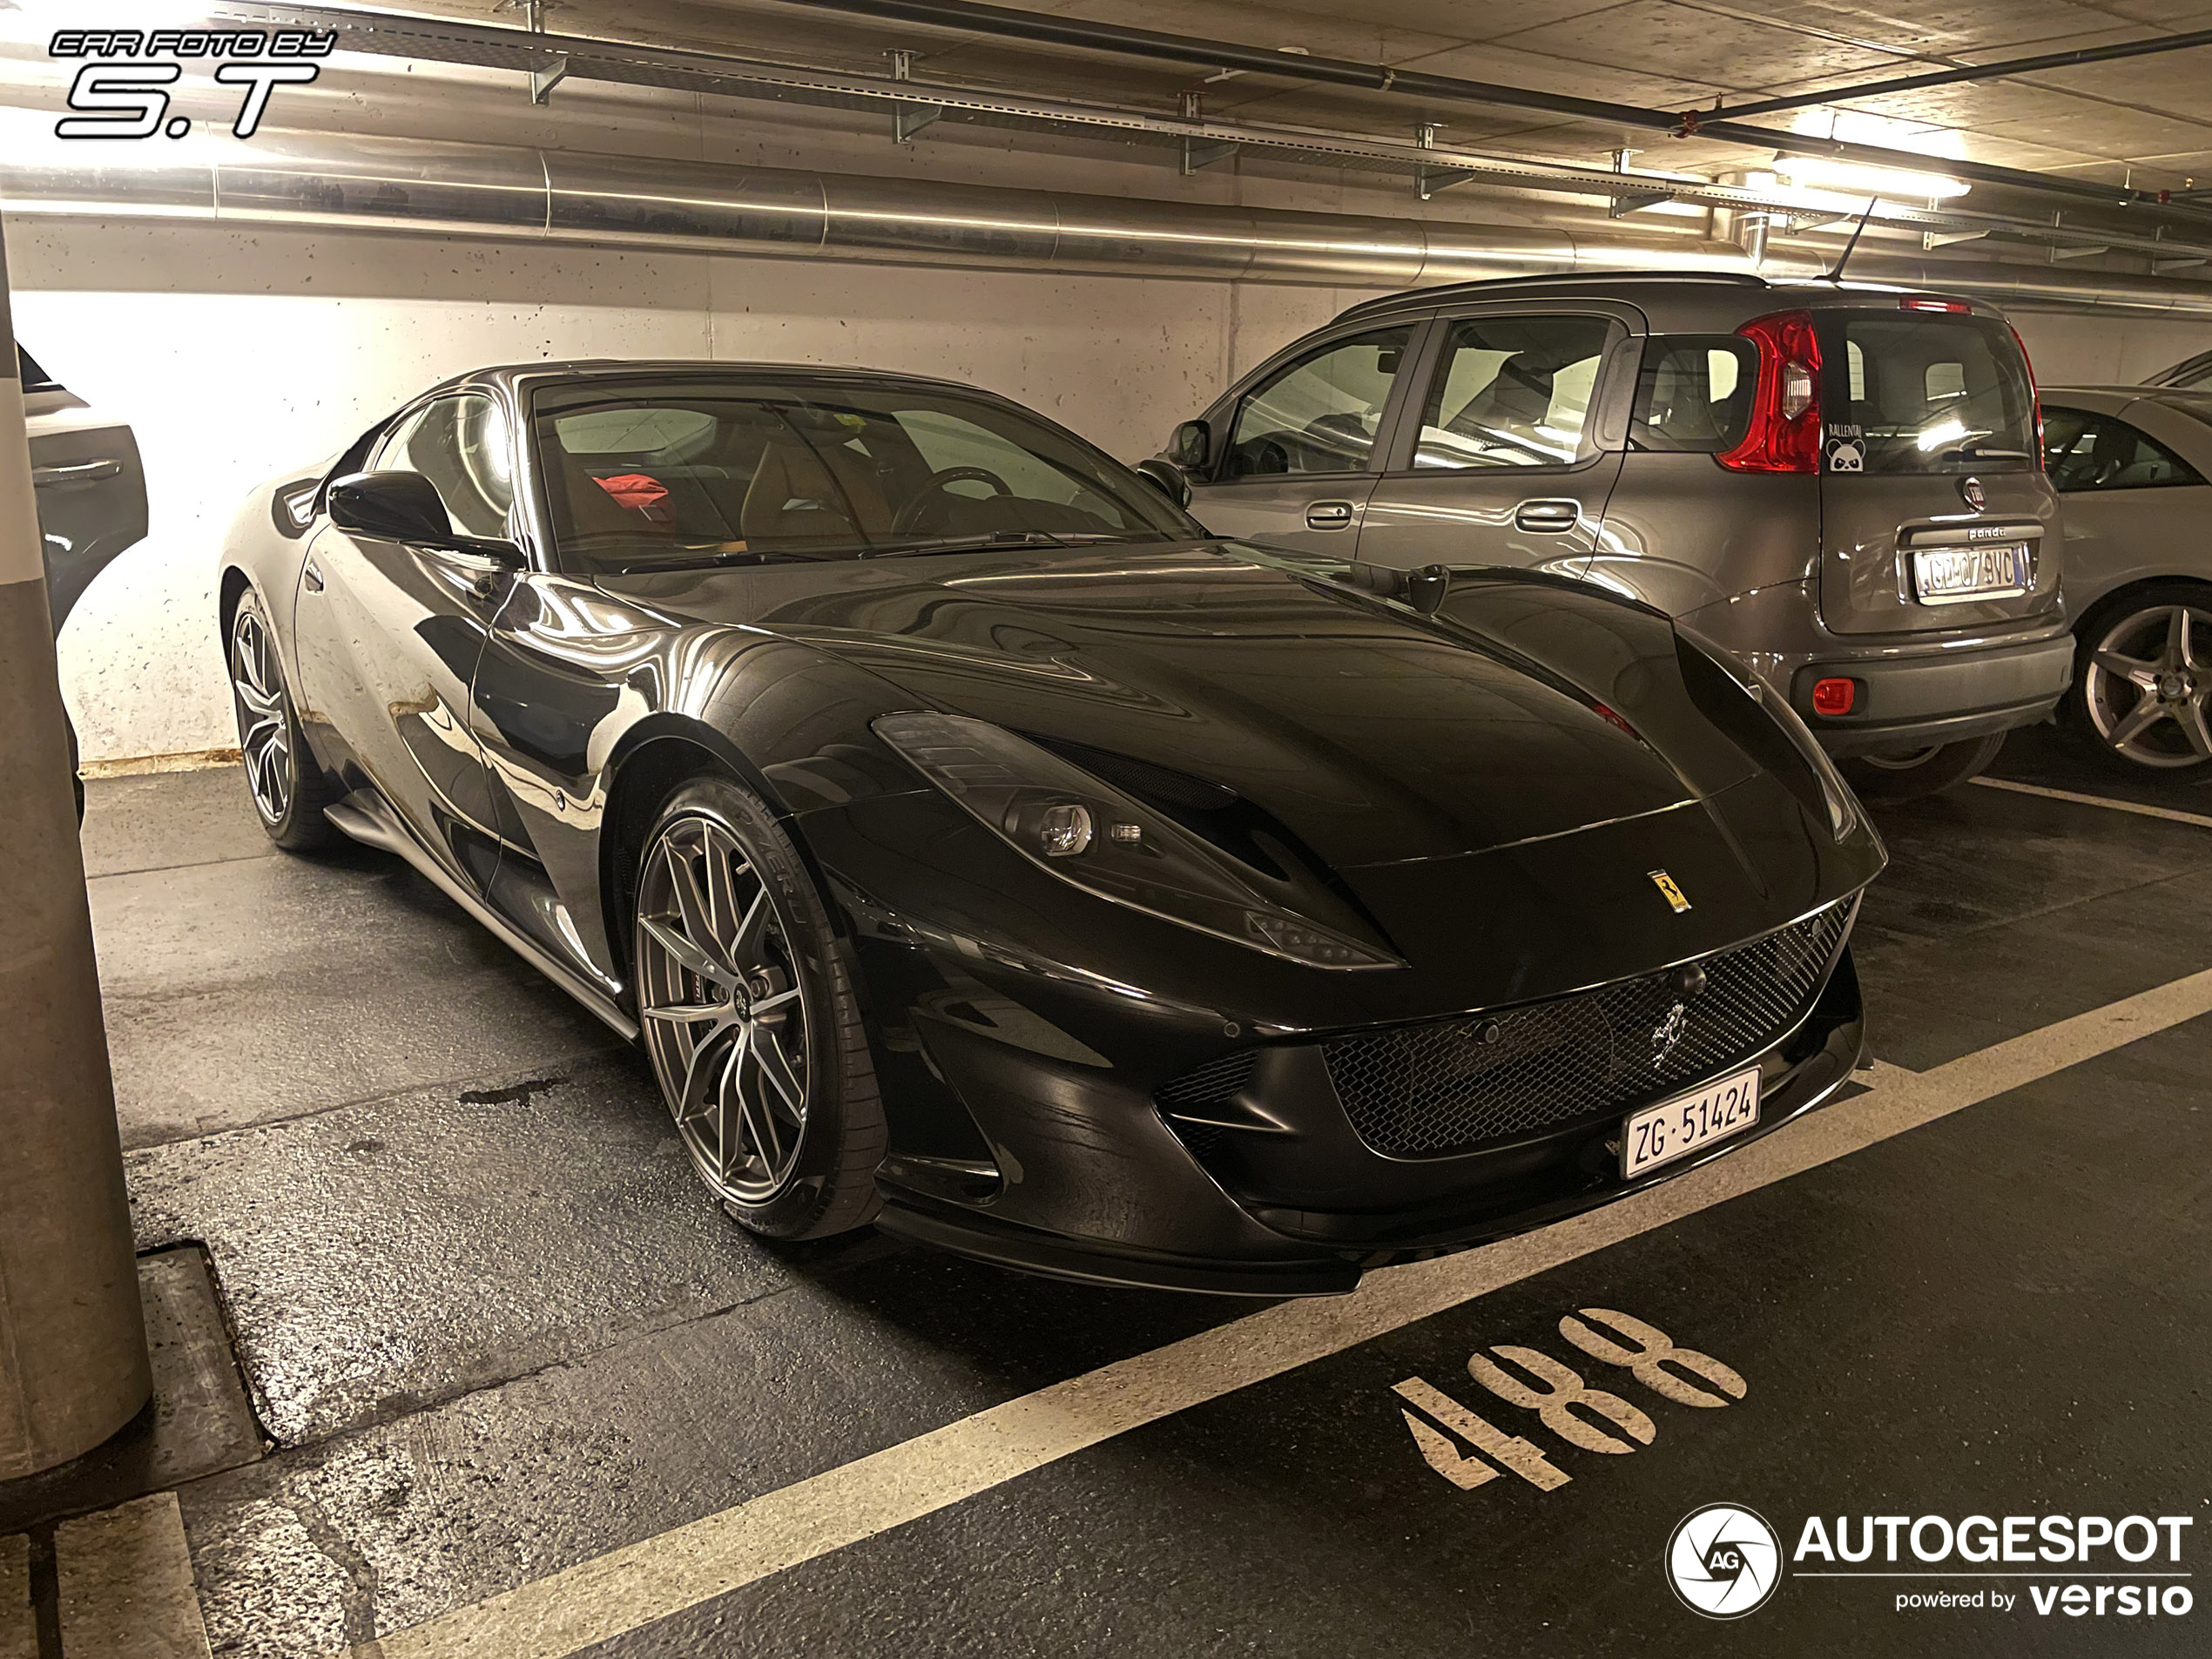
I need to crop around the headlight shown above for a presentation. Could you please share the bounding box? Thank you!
[872,711,1400,971]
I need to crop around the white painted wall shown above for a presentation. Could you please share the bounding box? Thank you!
[9,215,1374,763]
[2006,309,2209,389]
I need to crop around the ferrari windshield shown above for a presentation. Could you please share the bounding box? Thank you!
[534,380,1199,571]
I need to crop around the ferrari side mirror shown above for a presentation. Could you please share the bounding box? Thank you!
[329,471,455,543]
[329,471,523,567]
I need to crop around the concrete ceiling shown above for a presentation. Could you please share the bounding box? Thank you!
[414,0,2212,191]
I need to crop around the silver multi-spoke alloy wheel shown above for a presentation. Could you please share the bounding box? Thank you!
[2084,601,2212,769]
[635,813,814,1204]
[230,604,294,824]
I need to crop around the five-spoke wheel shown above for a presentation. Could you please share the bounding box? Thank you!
[2079,593,2212,770]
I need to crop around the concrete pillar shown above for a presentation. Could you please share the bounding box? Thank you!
[0,215,151,1480]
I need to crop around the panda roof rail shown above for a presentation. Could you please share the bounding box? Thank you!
[1330,271,1772,326]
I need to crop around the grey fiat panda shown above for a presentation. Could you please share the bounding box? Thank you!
[1159,273,2069,798]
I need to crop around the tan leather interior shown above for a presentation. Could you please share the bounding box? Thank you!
[740,428,894,546]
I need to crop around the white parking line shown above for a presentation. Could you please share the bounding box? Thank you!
[1973,775,2212,830]
[57,1493,212,1659]
[0,1533,33,1659]
[334,965,2212,1659]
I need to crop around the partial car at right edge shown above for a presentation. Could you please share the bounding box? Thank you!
[2041,386,2212,772]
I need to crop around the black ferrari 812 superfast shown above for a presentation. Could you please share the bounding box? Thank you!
[221,361,1885,1295]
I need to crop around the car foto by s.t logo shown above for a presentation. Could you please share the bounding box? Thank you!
[1667,1504,1783,1619]
[50,29,334,141]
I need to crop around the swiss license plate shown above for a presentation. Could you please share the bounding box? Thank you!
[1622,1066,1761,1178]
[1912,543,2030,604]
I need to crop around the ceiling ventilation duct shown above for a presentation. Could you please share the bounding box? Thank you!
[5,129,2212,314]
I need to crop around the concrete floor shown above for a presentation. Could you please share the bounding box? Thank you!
[11,722,2212,1656]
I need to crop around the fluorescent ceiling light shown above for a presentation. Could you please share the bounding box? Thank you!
[1777,109,1970,201]
[1774,156,1972,200]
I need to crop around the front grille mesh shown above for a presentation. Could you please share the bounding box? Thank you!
[1321,902,1852,1160]
[1156,1050,1258,1110]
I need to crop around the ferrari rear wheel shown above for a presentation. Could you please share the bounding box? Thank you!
[632,775,884,1238]
[226,589,334,851]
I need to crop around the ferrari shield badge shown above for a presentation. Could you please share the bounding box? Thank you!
[1649,870,1692,914]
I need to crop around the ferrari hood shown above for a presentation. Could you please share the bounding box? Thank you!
[606,543,1793,871]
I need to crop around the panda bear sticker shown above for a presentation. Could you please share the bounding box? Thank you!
[1825,435,1865,473]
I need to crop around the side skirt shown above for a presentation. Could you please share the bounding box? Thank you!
[324,790,640,1042]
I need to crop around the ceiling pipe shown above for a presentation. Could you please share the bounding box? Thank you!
[1711,172,1777,272]
[6,129,2212,314]
[765,0,2202,218]
[0,129,1742,287]
[200,4,2212,262]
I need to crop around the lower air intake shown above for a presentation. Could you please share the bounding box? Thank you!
[1323,901,1853,1160]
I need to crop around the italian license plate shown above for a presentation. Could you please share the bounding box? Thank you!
[1912,543,2030,604]
[1622,1066,1761,1178]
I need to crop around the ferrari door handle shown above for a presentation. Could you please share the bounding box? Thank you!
[31,459,122,490]
[303,557,324,592]
[1305,500,1356,531]
[1514,499,1581,533]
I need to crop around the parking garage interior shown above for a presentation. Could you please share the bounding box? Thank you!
[4,3,2212,1656]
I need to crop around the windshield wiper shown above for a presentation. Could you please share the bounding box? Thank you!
[858,530,1122,559]
[610,549,832,573]
[1929,438,2032,463]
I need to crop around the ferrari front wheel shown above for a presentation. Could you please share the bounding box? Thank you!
[631,775,885,1239]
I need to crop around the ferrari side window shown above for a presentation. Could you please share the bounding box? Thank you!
[453,398,516,534]
[1223,328,1413,479]
[388,396,514,538]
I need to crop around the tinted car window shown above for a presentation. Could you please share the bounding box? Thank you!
[378,395,515,538]
[1411,315,1615,469]
[17,347,57,393]
[1629,335,1757,453]
[1222,328,1412,478]
[1825,314,2036,474]
[2152,350,2212,391]
[2043,408,2205,492]
[536,381,1195,571]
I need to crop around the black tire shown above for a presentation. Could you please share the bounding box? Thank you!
[1838,732,2006,800]
[2062,581,2212,774]
[226,587,334,851]
[631,774,885,1240]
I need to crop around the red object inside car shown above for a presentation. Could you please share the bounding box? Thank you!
[1812,677,1857,717]
[593,473,671,510]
